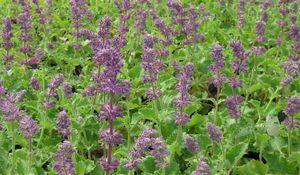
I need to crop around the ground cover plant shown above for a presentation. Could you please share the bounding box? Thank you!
[0,0,299,174]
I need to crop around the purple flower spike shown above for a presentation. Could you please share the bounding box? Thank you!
[285,97,300,116]
[192,158,211,175]
[175,112,190,125]
[99,157,119,173]
[18,3,33,55]
[184,135,199,153]
[210,43,226,87]
[99,128,124,146]
[284,117,298,130]
[19,115,38,139]
[281,60,300,86]
[228,77,243,89]
[207,123,222,143]
[174,62,194,125]
[54,141,76,175]
[225,95,244,119]
[100,103,123,121]
[126,129,169,169]
[1,17,14,64]
[57,111,72,138]
[62,83,73,98]
[230,41,248,74]
[49,74,64,88]
[30,77,40,90]
[0,91,25,121]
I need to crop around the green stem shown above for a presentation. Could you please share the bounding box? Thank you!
[28,137,32,174]
[215,87,220,124]
[288,130,292,156]
[153,99,162,136]
[176,125,182,146]
[264,87,281,113]
[127,101,131,153]
[11,121,15,173]
[259,145,263,162]
[242,58,256,115]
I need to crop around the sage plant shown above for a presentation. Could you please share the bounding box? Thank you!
[125,129,169,169]
[53,141,76,175]
[1,17,14,66]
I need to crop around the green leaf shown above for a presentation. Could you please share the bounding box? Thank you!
[226,142,248,165]
[138,108,157,122]
[140,157,156,173]
[237,160,268,175]
[288,152,300,163]
[255,133,269,149]
[75,155,96,175]
[186,113,204,128]
[165,158,180,174]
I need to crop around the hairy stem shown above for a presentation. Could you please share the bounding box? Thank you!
[11,121,15,173]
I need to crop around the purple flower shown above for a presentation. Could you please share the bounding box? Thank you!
[81,85,97,96]
[70,0,93,48]
[30,77,40,90]
[285,96,300,116]
[32,0,47,24]
[192,158,211,175]
[289,24,299,41]
[100,128,124,146]
[57,111,72,138]
[230,41,248,74]
[151,10,176,45]
[211,75,227,87]
[0,91,25,121]
[210,43,226,87]
[49,74,64,88]
[1,17,13,50]
[230,41,248,60]
[141,34,167,98]
[99,157,119,173]
[225,95,244,119]
[175,112,190,125]
[167,0,203,45]
[261,0,272,10]
[114,0,135,11]
[283,61,299,77]
[134,8,148,32]
[237,0,246,29]
[99,103,123,121]
[280,75,294,87]
[255,20,266,43]
[284,117,298,129]
[175,62,194,105]
[18,3,33,55]
[126,129,169,169]
[174,62,194,125]
[146,88,162,100]
[85,16,130,96]
[19,115,38,139]
[228,77,243,89]
[184,135,199,153]
[211,43,225,61]
[207,123,222,142]
[261,12,268,23]
[281,60,300,86]
[54,141,75,175]
[62,83,73,98]
[43,100,56,110]
[251,46,266,56]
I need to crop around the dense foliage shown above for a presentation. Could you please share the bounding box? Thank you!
[0,0,299,174]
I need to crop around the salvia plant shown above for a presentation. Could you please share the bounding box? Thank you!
[0,0,299,175]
